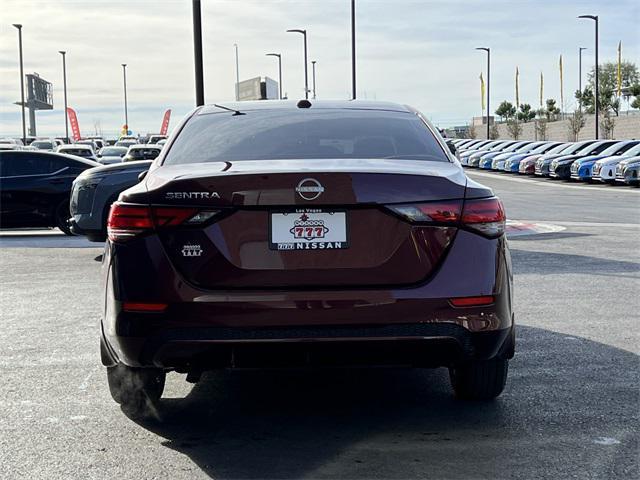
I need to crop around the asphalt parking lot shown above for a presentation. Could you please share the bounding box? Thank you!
[1,173,638,479]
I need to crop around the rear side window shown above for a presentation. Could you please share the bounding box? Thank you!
[0,153,67,176]
[164,109,448,164]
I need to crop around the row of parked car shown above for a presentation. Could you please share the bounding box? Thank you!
[447,138,640,186]
[0,133,165,236]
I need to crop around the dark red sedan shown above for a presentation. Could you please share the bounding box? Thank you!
[101,100,514,411]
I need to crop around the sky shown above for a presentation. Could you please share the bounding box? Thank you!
[1,0,638,137]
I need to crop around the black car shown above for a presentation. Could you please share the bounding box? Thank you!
[70,160,152,241]
[548,140,617,180]
[0,151,99,234]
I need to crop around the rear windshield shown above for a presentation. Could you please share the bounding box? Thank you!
[62,149,92,156]
[128,148,161,160]
[164,109,448,164]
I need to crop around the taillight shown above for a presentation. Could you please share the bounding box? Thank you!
[107,203,217,242]
[387,200,462,224]
[386,197,505,238]
[461,197,506,238]
[449,295,494,307]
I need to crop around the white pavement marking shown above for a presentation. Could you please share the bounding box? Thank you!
[467,170,640,193]
[593,437,621,445]
[506,221,566,237]
[515,220,640,229]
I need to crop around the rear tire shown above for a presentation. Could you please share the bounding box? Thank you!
[449,359,508,400]
[55,201,73,235]
[107,364,165,413]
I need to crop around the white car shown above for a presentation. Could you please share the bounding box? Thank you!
[30,139,58,151]
[0,138,23,151]
[593,143,640,183]
[56,144,99,162]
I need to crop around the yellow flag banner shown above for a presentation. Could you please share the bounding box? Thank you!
[540,72,544,108]
[480,72,485,112]
[559,54,564,114]
[617,41,622,96]
[515,67,520,109]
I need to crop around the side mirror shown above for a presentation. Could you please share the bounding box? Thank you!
[448,143,457,155]
[138,170,148,182]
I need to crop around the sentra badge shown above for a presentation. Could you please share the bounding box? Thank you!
[166,192,220,200]
[295,178,324,201]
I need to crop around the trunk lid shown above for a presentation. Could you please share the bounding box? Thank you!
[134,159,466,289]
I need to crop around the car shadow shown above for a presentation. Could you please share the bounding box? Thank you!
[129,326,638,479]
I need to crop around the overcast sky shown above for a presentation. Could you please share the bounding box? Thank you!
[1,0,638,137]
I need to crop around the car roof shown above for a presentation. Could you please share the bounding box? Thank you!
[61,144,92,150]
[128,144,161,149]
[8,149,99,166]
[198,99,413,115]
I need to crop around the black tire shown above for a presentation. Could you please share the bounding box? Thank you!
[107,364,165,412]
[449,359,508,400]
[55,200,73,235]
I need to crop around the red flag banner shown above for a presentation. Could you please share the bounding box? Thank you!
[160,109,172,136]
[66,107,81,141]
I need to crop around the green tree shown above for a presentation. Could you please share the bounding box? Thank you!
[495,101,516,122]
[586,61,639,93]
[576,86,621,115]
[629,83,640,110]
[545,99,561,121]
[517,103,535,123]
[575,62,638,116]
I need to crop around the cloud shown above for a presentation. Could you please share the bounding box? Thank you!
[1,0,638,136]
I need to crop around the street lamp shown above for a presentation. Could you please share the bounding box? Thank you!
[351,0,356,100]
[286,29,308,99]
[578,47,587,111]
[266,53,283,99]
[192,0,204,106]
[13,24,26,145]
[122,64,128,132]
[59,51,69,142]
[234,44,240,101]
[311,60,317,99]
[578,15,599,139]
[476,47,490,140]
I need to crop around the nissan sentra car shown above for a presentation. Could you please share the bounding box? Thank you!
[100,100,514,412]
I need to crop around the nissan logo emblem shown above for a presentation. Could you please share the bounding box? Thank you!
[295,178,324,201]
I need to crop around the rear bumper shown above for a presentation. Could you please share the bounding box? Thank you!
[102,322,515,370]
[101,230,514,369]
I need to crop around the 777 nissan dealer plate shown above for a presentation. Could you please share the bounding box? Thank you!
[269,209,349,251]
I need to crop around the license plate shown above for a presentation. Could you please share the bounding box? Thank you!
[269,209,348,251]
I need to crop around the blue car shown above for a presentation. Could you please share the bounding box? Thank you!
[570,140,639,181]
[503,142,562,172]
[478,141,532,169]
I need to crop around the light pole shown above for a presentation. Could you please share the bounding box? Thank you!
[578,47,587,111]
[476,47,490,140]
[286,29,308,99]
[311,60,317,99]
[13,24,26,145]
[192,0,204,106]
[121,64,128,133]
[579,15,598,138]
[266,53,283,99]
[59,51,69,142]
[234,43,240,101]
[351,0,356,99]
